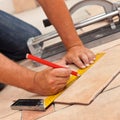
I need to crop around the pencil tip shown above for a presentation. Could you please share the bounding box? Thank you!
[26,53,29,58]
[77,74,81,77]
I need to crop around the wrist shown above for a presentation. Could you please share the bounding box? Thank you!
[61,34,83,50]
[23,71,37,92]
[67,42,84,50]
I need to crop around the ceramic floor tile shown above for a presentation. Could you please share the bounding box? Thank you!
[0,111,21,120]
[104,72,120,92]
[55,45,120,104]
[22,104,55,120]
[37,74,120,120]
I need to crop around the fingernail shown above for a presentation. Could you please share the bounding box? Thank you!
[85,64,90,67]
[65,65,69,68]
[93,57,96,60]
[81,65,86,69]
[90,60,94,64]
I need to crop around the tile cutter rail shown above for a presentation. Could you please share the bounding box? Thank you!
[27,0,120,64]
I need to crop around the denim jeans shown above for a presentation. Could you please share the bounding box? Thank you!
[0,10,41,61]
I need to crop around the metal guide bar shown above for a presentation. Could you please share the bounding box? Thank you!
[30,9,120,45]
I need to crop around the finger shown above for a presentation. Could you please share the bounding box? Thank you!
[55,76,70,84]
[50,83,67,94]
[56,83,67,91]
[46,74,69,87]
[72,57,86,68]
[86,51,96,64]
[51,68,71,77]
[80,54,90,67]
[57,84,66,91]
[49,75,69,85]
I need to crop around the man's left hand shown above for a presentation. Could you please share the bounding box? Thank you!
[62,45,96,68]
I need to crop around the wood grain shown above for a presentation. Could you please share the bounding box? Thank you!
[55,45,120,104]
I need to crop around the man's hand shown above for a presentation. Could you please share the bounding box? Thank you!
[62,45,96,68]
[30,65,71,96]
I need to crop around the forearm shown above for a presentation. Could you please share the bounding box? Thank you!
[37,0,83,49]
[0,53,35,90]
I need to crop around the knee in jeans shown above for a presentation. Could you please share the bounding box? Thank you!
[29,28,41,37]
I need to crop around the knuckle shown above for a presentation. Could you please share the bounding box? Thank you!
[49,87,58,94]
[51,86,56,91]
[48,79,55,85]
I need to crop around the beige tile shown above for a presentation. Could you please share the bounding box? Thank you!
[104,71,120,92]
[0,111,21,120]
[54,104,69,111]
[55,45,120,104]
[37,75,120,120]
[22,104,55,120]
[13,0,37,13]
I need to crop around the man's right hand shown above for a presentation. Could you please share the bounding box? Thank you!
[30,66,71,96]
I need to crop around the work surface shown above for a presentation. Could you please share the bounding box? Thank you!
[0,39,120,120]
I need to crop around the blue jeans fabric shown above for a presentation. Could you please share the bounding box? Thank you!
[0,10,41,61]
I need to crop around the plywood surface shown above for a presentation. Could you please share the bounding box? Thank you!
[55,45,120,104]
